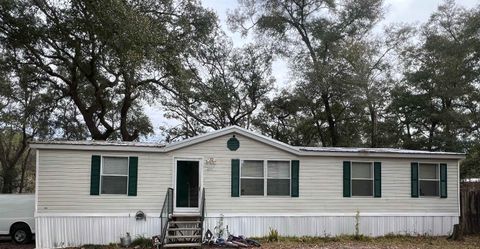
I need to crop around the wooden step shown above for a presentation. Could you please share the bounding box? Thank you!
[163,242,202,248]
[166,235,202,239]
[169,220,201,225]
[168,227,201,231]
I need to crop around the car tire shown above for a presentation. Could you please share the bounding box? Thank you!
[11,223,32,244]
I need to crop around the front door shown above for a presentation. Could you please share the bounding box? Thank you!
[175,160,200,211]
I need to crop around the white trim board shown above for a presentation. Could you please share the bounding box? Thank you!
[35,149,39,215]
[35,212,459,218]
[172,157,204,213]
[35,212,161,217]
[206,212,460,217]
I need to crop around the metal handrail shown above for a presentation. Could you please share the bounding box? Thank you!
[199,188,206,241]
[159,188,174,247]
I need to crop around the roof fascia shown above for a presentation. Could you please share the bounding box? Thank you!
[29,143,163,152]
[297,150,465,160]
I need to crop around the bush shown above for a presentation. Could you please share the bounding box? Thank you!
[267,227,279,242]
[130,236,153,248]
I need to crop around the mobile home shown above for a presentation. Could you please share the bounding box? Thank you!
[30,126,464,248]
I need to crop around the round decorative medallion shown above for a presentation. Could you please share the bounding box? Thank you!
[227,136,240,151]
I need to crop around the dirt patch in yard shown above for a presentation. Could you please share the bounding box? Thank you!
[0,242,34,249]
[4,235,480,249]
[242,235,480,249]
[0,236,34,249]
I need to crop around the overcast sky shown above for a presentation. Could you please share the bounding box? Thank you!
[144,0,479,141]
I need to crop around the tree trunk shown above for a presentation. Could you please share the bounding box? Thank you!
[322,93,338,146]
[428,122,437,150]
[310,107,327,146]
[120,99,138,141]
[369,105,378,148]
[69,94,113,140]
[67,74,114,141]
[19,149,31,193]
[1,166,15,193]
[448,224,464,241]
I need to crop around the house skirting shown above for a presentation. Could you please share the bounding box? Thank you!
[35,214,162,249]
[204,213,459,238]
[35,213,458,249]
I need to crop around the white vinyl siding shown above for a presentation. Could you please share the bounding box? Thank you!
[37,134,460,215]
[37,150,170,213]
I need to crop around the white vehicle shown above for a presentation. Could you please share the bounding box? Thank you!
[0,194,35,244]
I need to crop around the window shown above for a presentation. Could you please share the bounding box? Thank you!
[419,163,439,197]
[240,160,291,196]
[240,160,264,196]
[267,161,290,196]
[101,157,129,195]
[351,162,373,197]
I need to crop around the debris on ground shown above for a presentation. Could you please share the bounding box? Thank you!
[203,230,261,248]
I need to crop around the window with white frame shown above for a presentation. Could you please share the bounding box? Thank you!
[240,160,291,196]
[101,157,129,195]
[351,162,373,197]
[267,161,290,196]
[419,163,439,197]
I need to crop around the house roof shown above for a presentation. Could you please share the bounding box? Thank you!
[30,126,465,159]
[30,140,167,148]
[297,146,463,155]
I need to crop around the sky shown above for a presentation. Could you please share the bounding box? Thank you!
[144,0,479,141]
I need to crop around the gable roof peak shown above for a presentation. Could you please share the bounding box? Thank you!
[164,125,299,154]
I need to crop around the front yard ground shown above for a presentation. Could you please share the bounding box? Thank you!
[246,235,480,248]
[0,236,34,249]
[2,235,480,249]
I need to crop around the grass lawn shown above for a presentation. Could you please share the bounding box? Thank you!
[74,235,480,249]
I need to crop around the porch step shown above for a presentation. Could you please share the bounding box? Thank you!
[163,242,202,248]
[169,220,201,225]
[170,212,201,218]
[168,227,201,231]
[166,235,202,239]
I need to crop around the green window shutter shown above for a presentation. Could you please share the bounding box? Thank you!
[343,161,351,197]
[440,163,447,198]
[411,162,419,198]
[231,159,240,197]
[291,160,300,197]
[374,162,381,198]
[90,155,101,195]
[128,156,138,196]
